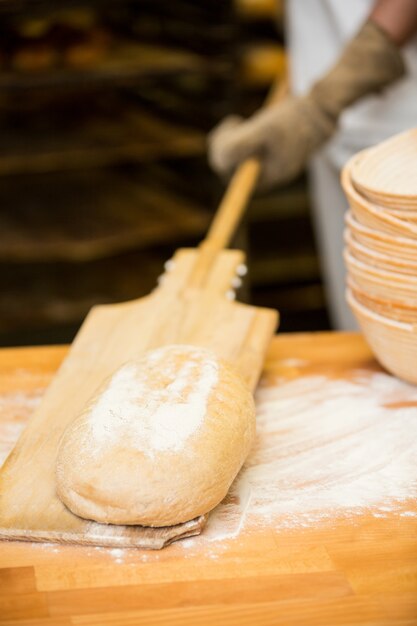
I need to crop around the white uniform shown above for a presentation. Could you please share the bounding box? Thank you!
[286,0,417,329]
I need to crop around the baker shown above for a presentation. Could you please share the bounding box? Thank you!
[208,0,417,330]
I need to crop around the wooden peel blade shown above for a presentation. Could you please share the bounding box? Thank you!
[0,77,286,549]
[0,249,277,549]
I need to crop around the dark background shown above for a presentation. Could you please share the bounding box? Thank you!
[0,0,330,347]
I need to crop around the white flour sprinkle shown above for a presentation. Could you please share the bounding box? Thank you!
[1,367,416,555]
[0,390,43,465]
[205,371,417,538]
[109,547,125,563]
[89,345,219,454]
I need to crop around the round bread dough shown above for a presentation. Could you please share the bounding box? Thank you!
[55,344,255,527]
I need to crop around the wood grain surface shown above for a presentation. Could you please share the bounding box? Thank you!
[0,332,416,625]
[0,248,277,549]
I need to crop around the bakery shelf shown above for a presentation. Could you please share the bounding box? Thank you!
[0,168,211,262]
[0,98,205,175]
[0,0,119,15]
[234,0,282,20]
[248,182,310,221]
[0,247,169,332]
[250,253,321,287]
[240,43,286,87]
[0,41,211,90]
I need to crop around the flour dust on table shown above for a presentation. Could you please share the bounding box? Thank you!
[204,370,417,540]
[0,390,43,466]
[1,369,416,548]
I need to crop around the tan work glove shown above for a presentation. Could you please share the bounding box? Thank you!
[208,21,405,190]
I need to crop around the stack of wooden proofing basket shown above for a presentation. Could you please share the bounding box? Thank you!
[341,129,417,385]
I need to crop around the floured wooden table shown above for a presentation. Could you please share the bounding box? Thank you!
[1,332,416,625]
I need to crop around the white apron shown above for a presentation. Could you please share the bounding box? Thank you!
[286,0,417,329]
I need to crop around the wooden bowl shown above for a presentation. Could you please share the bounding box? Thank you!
[345,229,417,276]
[344,250,417,300]
[383,206,417,222]
[347,288,417,385]
[341,159,417,240]
[350,130,417,205]
[348,276,417,324]
[345,211,417,261]
[351,188,417,210]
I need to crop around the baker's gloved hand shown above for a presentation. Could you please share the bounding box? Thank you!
[208,21,405,191]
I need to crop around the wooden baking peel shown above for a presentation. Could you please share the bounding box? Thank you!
[0,79,287,549]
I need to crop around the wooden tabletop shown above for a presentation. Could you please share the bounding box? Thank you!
[0,332,416,626]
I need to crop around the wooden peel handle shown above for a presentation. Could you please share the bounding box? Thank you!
[188,76,289,289]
